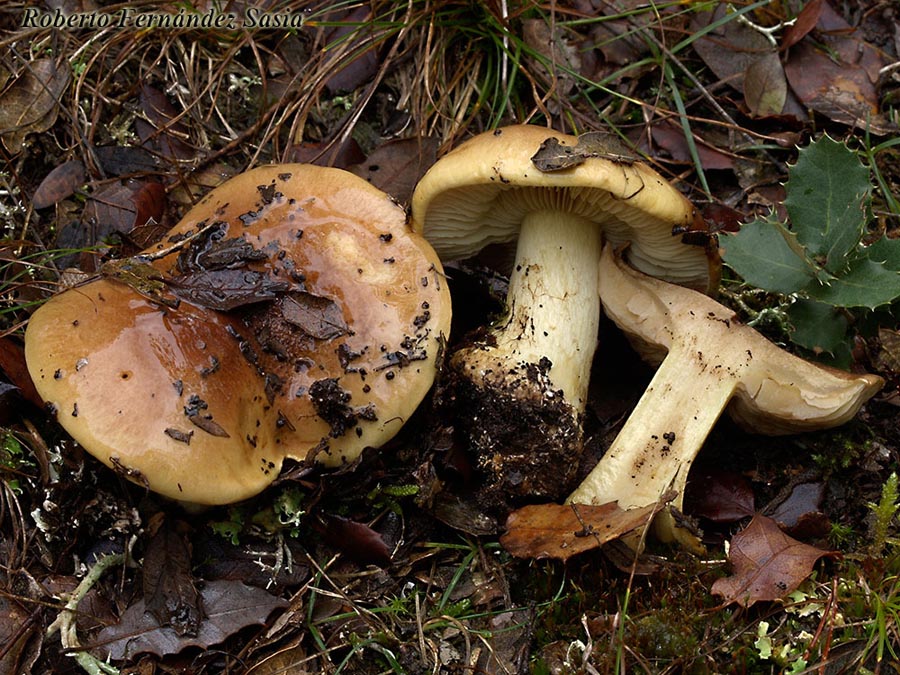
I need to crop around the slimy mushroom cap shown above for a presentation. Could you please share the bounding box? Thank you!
[26,165,451,504]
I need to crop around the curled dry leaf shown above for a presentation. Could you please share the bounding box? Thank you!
[711,515,839,608]
[500,500,663,561]
[0,58,71,153]
[531,131,636,172]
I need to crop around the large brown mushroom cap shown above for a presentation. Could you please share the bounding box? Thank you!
[26,165,451,504]
[411,124,718,291]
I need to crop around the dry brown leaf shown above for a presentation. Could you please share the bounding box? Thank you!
[94,580,288,661]
[138,84,194,161]
[875,327,900,374]
[142,522,203,637]
[743,54,787,117]
[711,515,838,608]
[0,58,70,153]
[0,337,43,409]
[315,514,392,568]
[684,470,756,524]
[32,160,86,209]
[82,179,165,243]
[280,292,350,340]
[349,136,438,205]
[0,593,41,675]
[781,0,824,49]
[783,1,895,134]
[500,501,660,561]
[649,122,735,171]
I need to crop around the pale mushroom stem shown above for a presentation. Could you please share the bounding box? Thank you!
[566,244,882,552]
[566,341,739,546]
[493,209,602,409]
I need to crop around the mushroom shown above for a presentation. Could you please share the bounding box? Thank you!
[410,124,717,501]
[25,165,451,505]
[567,244,883,548]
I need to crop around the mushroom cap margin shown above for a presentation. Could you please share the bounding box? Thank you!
[411,124,718,291]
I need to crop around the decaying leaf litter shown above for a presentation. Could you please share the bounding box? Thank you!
[2,1,900,673]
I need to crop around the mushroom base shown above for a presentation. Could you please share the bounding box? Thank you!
[445,350,582,507]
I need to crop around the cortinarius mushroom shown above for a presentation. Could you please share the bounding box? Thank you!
[567,245,883,548]
[411,124,717,500]
[25,165,451,505]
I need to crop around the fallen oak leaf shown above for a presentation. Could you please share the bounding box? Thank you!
[711,515,839,608]
[500,500,662,561]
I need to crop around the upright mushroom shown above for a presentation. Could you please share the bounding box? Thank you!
[411,125,717,501]
[567,245,883,548]
[25,165,451,505]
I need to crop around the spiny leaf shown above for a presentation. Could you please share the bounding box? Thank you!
[806,255,900,309]
[720,218,817,294]
[786,298,849,354]
[864,236,900,271]
[784,134,869,274]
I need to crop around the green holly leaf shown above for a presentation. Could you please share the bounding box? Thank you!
[806,254,900,309]
[786,298,849,355]
[721,218,817,294]
[784,135,870,274]
[864,236,900,272]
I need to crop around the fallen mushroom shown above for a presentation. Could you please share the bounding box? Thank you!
[567,245,883,549]
[411,124,717,501]
[25,165,451,505]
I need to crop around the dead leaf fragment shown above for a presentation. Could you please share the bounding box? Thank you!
[781,0,824,49]
[280,292,349,340]
[500,501,659,561]
[711,515,838,608]
[315,514,392,567]
[783,1,895,134]
[531,131,636,173]
[81,179,167,248]
[0,58,71,153]
[743,54,787,116]
[94,580,288,661]
[32,160,86,209]
[138,84,193,160]
[143,522,204,637]
[170,269,289,311]
[684,470,755,523]
[349,136,439,205]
